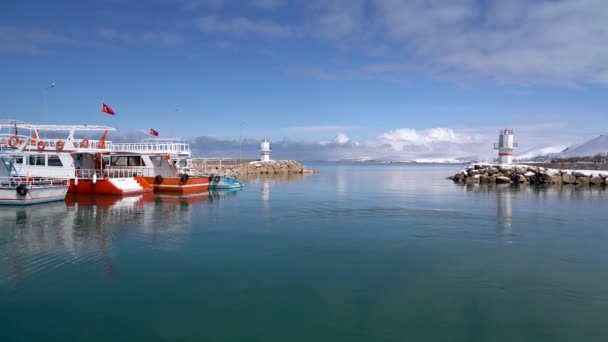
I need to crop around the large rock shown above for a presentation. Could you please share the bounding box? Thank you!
[465,177,479,184]
[486,167,499,175]
[479,175,492,183]
[575,176,590,185]
[590,177,604,185]
[511,174,527,183]
[453,173,465,182]
[562,173,576,184]
[548,175,563,184]
[495,176,511,184]
[514,166,528,174]
[572,171,587,178]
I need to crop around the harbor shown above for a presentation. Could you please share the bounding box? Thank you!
[3,1,608,340]
[0,119,318,206]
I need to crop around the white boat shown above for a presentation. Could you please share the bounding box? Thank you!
[0,120,153,195]
[0,154,69,205]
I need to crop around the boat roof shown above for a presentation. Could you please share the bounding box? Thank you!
[0,119,115,132]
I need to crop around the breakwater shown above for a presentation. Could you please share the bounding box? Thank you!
[448,164,608,185]
[190,160,319,176]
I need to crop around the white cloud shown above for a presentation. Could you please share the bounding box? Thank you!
[286,0,608,85]
[372,0,608,84]
[193,15,291,38]
[306,0,367,40]
[96,28,184,45]
[0,26,77,54]
[333,133,350,144]
[375,128,475,151]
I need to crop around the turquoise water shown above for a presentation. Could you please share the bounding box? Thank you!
[1,163,608,341]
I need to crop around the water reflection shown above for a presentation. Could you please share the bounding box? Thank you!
[462,183,608,242]
[0,191,238,284]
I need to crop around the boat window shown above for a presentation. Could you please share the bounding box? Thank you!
[128,156,142,166]
[111,156,128,166]
[48,155,63,167]
[150,156,162,166]
[13,156,24,164]
[28,155,46,166]
[110,156,142,166]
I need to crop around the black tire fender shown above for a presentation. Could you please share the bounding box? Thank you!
[16,184,28,196]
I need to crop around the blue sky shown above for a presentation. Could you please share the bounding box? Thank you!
[1,0,607,160]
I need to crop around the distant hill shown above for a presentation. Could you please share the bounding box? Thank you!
[552,134,608,158]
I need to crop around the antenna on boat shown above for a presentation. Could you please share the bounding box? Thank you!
[43,82,54,138]
[239,122,243,166]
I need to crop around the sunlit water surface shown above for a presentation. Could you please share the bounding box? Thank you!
[1,163,608,341]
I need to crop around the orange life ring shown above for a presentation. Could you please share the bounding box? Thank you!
[164,154,171,160]
[8,136,18,147]
[56,140,65,151]
[37,140,46,151]
[81,138,90,148]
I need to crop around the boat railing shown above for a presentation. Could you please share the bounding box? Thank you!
[0,176,70,187]
[104,166,177,178]
[109,142,191,156]
[76,168,144,179]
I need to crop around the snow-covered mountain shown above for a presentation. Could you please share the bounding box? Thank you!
[552,134,608,158]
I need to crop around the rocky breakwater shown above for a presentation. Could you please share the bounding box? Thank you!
[448,164,608,186]
[191,160,319,176]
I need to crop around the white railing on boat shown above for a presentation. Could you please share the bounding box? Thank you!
[1,134,113,151]
[76,168,143,179]
[0,177,70,187]
[109,142,191,156]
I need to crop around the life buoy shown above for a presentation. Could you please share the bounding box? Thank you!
[37,140,46,151]
[165,154,171,160]
[213,175,221,183]
[56,140,65,151]
[8,136,18,147]
[180,173,189,183]
[155,175,163,183]
[16,184,28,196]
[81,138,90,148]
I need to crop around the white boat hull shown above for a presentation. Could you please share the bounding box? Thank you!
[0,185,69,205]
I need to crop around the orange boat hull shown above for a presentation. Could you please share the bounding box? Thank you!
[144,176,209,193]
[68,177,153,195]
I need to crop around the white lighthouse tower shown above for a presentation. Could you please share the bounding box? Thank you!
[494,129,517,164]
[260,139,271,162]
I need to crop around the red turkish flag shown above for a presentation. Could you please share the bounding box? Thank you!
[101,103,115,115]
[149,128,159,136]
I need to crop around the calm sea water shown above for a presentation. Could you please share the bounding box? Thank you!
[1,163,608,341]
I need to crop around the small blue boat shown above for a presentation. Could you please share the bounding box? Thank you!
[208,174,244,190]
